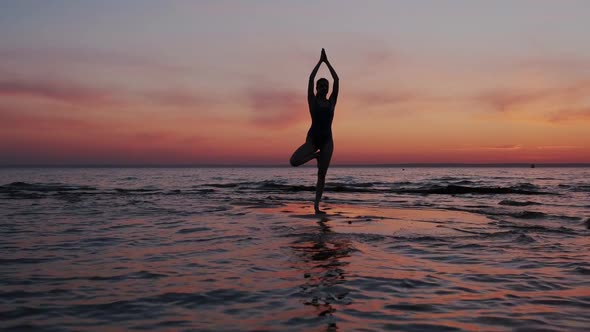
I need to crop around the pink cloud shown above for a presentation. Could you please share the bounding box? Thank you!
[0,47,193,76]
[246,89,308,128]
[0,106,100,131]
[501,55,590,75]
[143,90,215,108]
[351,91,422,108]
[0,77,217,110]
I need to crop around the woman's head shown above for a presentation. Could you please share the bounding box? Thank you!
[316,78,329,97]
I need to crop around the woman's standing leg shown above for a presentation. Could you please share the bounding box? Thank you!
[314,140,334,214]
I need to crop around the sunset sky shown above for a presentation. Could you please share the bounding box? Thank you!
[1,1,589,165]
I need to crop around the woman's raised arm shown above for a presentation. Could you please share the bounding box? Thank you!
[308,58,322,104]
[324,53,339,104]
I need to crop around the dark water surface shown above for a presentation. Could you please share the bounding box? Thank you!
[1,167,589,331]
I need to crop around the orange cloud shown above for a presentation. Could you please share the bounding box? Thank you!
[547,107,590,123]
[0,80,117,106]
[1,45,589,165]
[484,144,522,150]
[443,145,522,151]
[477,90,548,112]
[535,145,583,150]
[476,80,590,117]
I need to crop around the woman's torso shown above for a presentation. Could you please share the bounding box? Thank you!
[307,98,334,147]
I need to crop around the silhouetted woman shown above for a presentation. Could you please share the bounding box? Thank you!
[290,48,339,214]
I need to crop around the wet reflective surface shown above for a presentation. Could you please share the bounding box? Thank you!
[1,167,589,331]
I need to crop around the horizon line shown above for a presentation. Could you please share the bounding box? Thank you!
[2,163,590,168]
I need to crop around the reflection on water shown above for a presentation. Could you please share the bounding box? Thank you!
[1,167,589,331]
[290,216,353,331]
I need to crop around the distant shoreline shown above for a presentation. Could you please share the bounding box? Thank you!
[1,163,590,168]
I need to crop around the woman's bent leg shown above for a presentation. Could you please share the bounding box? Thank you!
[290,139,318,167]
[314,140,334,214]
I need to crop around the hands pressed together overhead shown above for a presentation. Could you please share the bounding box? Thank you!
[320,48,328,63]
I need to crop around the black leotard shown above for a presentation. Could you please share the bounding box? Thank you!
[307,98,334,148]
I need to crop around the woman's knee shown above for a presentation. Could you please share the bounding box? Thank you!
[290,154,301,167]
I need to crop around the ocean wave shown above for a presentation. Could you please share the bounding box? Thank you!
[512,182,541,190]
[510,211,548,219]
[573,185,590,192]
[493,223,578,235]
[394,184,549,195]
[210,181,553,195]
[452,206,580,222]
[0,257,59,265]
[0,181,97,192]
[498,200,540,206]
[558,184,590,192]
[119,176,138,181]
[114,188,160,193]
[450,180,477,185]
[201,183,240,188]
[329,181,375,188]
[177,226,211,234]
[0,180,559,204]
[0,182,219,200]
[515,233,537,243]
[430,176,468,181]
[392,235,450,243]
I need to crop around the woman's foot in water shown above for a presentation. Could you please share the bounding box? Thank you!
[314,204,326,215]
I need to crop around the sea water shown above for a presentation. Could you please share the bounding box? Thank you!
[1,167,589,331]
